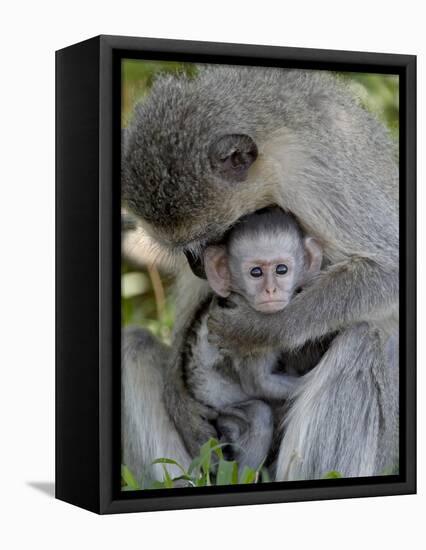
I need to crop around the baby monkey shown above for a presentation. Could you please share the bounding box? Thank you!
[181,207,323,469]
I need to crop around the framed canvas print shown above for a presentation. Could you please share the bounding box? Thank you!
[56,35,416,514]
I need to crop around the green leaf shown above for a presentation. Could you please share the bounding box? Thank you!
[196,476,207,487]
[152,457,187,475]
[199,440,213,478]
[197,438,229,485]
[150,480,167,489]
[239,466,257,484]
[162,465,174,488]
[188,456,202,476]
[322,470,343,479]
[260,467,272,483]
[171,475,195,487]
[216,460,238,485]
[121,464,140,490]
[209,438,224,460]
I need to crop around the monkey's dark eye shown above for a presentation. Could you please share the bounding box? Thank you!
[276,264,288,276]
[250,267,263,278]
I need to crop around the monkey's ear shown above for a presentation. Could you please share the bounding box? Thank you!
[204,245,231,297]
[209,134,258,182]
[304,237,323,277]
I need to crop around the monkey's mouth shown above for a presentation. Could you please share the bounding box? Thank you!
[184,248,208,279]
[255,300,288,313]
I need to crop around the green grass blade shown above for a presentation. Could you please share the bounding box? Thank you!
[162,465,174,488]
[260,467,272,483]
[239,465,257,484]
[152,457,188,475]
[322,470,343,479]
[217,459,239,485]
[121,464,140,490]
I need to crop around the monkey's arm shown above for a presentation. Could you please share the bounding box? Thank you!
[208,257,398,352]
[244,371,300,400]
[239,354,300,400]
[164,364,219,457]
[163,314,221,457]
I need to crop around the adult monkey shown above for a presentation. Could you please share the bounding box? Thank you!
[121,66,399,481]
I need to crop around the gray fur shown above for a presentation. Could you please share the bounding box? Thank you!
[121,327,191,482]
[169,210,314,468]
[275,324,398,479]
[217,400,274,470]
[226,207,304,247]
[122,66,399,481]
[179,299,299,469]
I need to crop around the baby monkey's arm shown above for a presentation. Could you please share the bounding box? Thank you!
[238,353,300,401]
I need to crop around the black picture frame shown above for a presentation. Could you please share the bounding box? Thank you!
[56,35,416,514]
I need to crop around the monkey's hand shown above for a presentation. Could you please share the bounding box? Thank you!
[213,257,400,352]
[207,293,272,354]
[169,392,219,458]
[207,291,318,352]
[217,400,273,470]
[242,369,301,401]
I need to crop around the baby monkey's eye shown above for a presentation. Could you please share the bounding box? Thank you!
[250,267,263,278]
[276,264,288,276]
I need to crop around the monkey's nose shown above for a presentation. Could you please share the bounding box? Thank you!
[266,287,277,295]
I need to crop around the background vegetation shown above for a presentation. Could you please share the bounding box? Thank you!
[121,60,399,488]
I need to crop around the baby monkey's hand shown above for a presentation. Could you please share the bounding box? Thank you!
[207,293,269,354]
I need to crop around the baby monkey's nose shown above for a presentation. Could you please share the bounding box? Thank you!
[265,287,277,295]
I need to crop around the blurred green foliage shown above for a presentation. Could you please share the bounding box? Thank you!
[121,261,175,343]
[339,72,399,136]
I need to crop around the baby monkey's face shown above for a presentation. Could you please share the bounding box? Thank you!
[229,238,301,314]
[203,225,322,315]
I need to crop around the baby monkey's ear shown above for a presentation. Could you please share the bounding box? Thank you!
[303,237,323,279]
[204,245,231,298]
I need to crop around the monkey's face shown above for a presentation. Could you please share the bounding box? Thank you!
[238,261,295,313]
[228,237,301,314]
[122,131,267,260]
[204,230,307,313]
[121,77,277,277]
